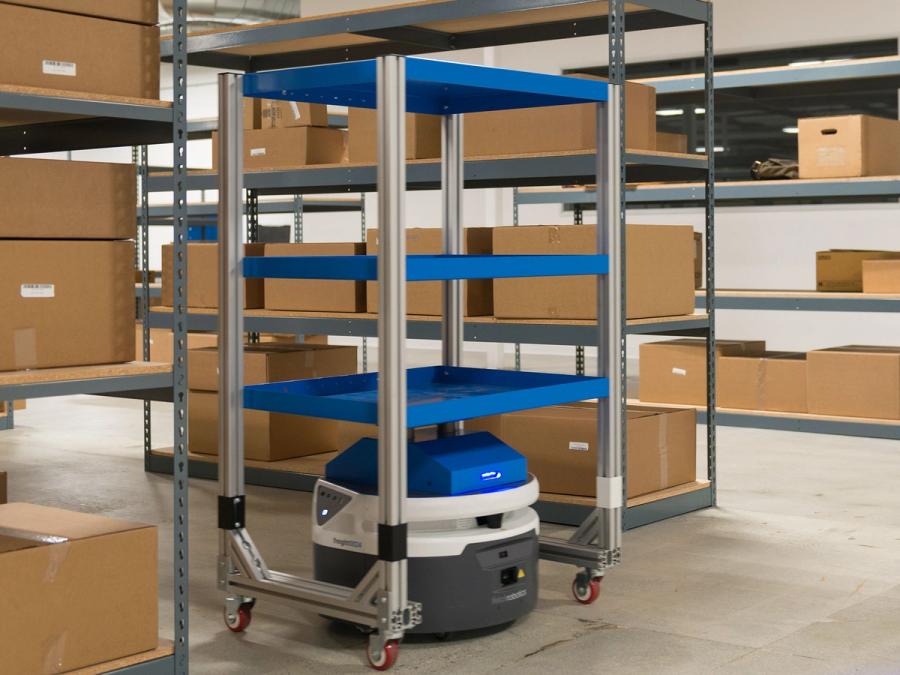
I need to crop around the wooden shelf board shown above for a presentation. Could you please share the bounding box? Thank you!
[153,448,338,475]
[0,361,171,387]
[541,480,711,509]
[67,640,174,675]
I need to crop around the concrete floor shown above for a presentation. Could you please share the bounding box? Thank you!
[3,395,900,674]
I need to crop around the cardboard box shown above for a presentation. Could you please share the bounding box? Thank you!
[0,400,26,414]
[492,224,695,320]
[816,250,900,292]
[190,391,346,461]
[188,343,357,392]
[0,503,156,673]
[657,131,689,153]
[243,98,261,130]
[134,326,218,364]
[469,403,696,499]
[807,346,900,420]
[0,472,6,504]
[0,4,159,99]
[212,127,346,170]
[863,259,900,293]
[639,338,766,406]
[465,80,655,156]
[365,227,493,316]
[161,243,265,309]
[1,241,135,371]
[261,99,329,129]
[348,107,441,163]
[1,0,158,24]
[718,351,807,413]
[0,157,135,239]
[694,231,703,289]
[799,115,900,179]
[264,242,366,313]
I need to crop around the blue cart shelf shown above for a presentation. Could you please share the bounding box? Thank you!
[244,365,608,428]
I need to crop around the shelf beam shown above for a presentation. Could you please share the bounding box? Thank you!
[698,291,900,312]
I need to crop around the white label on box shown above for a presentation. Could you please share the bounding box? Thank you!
[816,146,846,167]
[250,147,267,157]
[672,367,687,376]
[568,441,590,452]
[42,60,76,77]
[21,284,55,298]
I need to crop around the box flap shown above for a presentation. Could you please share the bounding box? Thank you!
[812,345,900,356]
[0,503,151,543]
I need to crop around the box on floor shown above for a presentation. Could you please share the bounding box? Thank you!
[718,351,807,413]
[211,127,345,170]
[264,242,367,313]
[799,115,900,179]
[348,107,441,163]
[0,241,135,371]
[0,157,135,239]
[816,249,900,292]
[0,503,157,674]
[862,260,900,293]
[639,338,766,406]
[468,402,696,499]
[366,227,493,316]
[807,346,900,420]
[465,79,656,156]
[492,223,696,320]
[0,4,159,99]
[161,243,265,309]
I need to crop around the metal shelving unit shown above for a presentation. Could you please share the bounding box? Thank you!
[0,0,188,671]
[145,0,716,531]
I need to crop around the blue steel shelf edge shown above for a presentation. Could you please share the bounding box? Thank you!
[243,254,608,281]
[245,57,607,115]
[244,365,608,428]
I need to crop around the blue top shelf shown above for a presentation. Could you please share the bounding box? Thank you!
[244,57,608,115]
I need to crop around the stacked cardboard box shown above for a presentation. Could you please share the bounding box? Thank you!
[807,346,900,420]
[264,242,367,313]
[0,1,159,100]
[0,503,157,673]
[718,351,807,413]
[161,242,265,309]
[188,343,357,461]
[213,97,344,170]
[816,249,900,291]
[366,227,493,316]
[0,157,135,371]
[492,224,696,320]
[799,115,900,179]
[469,403,696,499]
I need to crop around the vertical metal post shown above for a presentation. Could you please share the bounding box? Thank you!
[246,190,260,343]
[512,187,521,371]
[574,203,586,376]
[218,73,246,518]
[293,194,304,243]
[440,114,464,436]
[376,54,408,637]
[704,5,717,506]
[170,0,189,669]
[139,145,151,470]
[361,194,369,373]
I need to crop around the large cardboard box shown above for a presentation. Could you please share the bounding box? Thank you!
[0,503,157,673]
[264,242,367,313]
[0,4,160,99]
[639,338,766,406]
[348,107,441,163]
[1,1,158,24]
[212,127,346,170]
[0,157,135,239]
[863,260,900,293]
[1,241,134,371]
[469,403,696,498]
[718,351,807,413]
[465,80,656,156]
[243,98,261,130]
[807,346,900,420]
[135,326,218,364]
[161,243,265,309]
[816,250,900,292]
[365,227,493,316]
[492,224,695,320]
[657,131,689,153]
[188,343,357,392]
[799,115,900,179]
[261,99,329,129]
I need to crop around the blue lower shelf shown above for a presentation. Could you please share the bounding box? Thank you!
[244,365,608,428]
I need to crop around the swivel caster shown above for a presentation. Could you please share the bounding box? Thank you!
[367,639,399,671]
[572,572,602,605]
[224,597,256,633]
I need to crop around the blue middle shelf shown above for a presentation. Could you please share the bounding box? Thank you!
[243,254,609,281]
[244,56,608,115]
[244,366,608,428]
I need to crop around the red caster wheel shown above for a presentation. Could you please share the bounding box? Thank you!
[572,575,602,605]
[224,603,253,633]
[367,640,399,671]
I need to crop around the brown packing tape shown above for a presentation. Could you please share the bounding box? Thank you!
[547,226,561,245]
[0,526,68,546]
[657,413,669,490]
[14,327,38,370]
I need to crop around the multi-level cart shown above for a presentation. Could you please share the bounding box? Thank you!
[214,56,620,669]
